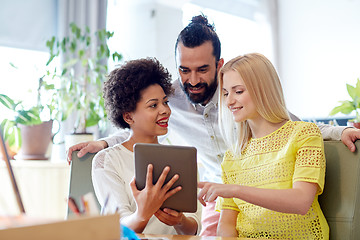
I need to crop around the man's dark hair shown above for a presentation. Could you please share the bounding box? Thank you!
[103,58,173,129]
[175,14,221,62]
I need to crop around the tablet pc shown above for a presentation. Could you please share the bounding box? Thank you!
[134,143,197,213]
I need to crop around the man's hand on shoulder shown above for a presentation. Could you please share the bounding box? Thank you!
[67,140,109,164]
[341,127,360,152]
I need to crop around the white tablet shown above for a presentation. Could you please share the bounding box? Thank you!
[134,143,197,213]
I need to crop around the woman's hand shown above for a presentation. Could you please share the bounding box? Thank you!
[155,208,198,235]
[154,208,184,226]
[197,181,236,206]
[199,181,318,215]
[130,164,182,222]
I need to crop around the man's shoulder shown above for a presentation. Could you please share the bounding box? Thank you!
[292,121,319,130]
[289,121,322,138]
[171,79,184,97]
[169,79,190,106]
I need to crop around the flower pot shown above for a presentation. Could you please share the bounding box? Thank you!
[16,120,54,160]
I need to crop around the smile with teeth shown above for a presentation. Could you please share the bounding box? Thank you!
[189,86,204,93]
[190,86,203,90]
[156,117,169,127]
[229,106,243,113]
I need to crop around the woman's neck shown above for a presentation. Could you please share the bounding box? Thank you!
[248,118,288,139]
[122,133,159,152]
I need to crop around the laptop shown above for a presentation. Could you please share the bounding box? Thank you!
[134,143,198,213]
[0,128,25,214]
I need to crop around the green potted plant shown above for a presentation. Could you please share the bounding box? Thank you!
[329,78,360,128]
[0,77,59,159]
[45,23,122,147]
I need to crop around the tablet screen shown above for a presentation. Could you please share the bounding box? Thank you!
[134,143,197,213]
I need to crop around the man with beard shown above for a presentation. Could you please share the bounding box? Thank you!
[67,15,360,236]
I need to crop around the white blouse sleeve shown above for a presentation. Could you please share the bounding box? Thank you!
[92,150,134,218]
[183,201,202,235]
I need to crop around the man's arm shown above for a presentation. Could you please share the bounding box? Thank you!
[67,129,131,162]
[289,111,344,139]
[100,129,131,147]
[289,111,360,152]
[306,123,360,152]
[316,123,346,140]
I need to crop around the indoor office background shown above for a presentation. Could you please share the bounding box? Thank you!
[2,0,360,127]
[0,0,360,218]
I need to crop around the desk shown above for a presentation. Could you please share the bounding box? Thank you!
[138,233,271,240]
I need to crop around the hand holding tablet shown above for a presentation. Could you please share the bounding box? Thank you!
[134,143,198,213]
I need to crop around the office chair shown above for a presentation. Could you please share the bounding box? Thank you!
[319,140,360,240]
[67,151,100,218]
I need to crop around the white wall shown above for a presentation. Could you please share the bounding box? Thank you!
[103,0,184,138]
[277,0,360,119]
[107,0,360,121]
[155,3,183,77]
[107,0,183,78]
[107,0,157,59]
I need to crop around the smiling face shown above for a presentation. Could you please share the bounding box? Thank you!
[222,70,259,123]
[176,41,223,105]
[125,84,171,140]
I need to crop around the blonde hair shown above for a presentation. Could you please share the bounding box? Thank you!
[218,53,290,155]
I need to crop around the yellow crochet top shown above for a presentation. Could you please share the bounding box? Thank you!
[218,121,329,239]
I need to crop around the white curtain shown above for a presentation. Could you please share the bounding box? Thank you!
[262,0,279,69]
[54,0,108,160]
[57,0,107,40]
[0,0,107,51]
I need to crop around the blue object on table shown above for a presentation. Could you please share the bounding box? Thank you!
[121,225,140,240]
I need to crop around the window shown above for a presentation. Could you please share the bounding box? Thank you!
[0,0,57,113]
[182,1,274,63]
[0,46,50,110]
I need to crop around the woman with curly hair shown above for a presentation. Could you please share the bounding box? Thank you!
[92,58,200,235]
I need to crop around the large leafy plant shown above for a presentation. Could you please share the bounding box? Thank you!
[0,77,58,150]
[46,23,122,133]
[0,94,40,150]
[330,78,360,122]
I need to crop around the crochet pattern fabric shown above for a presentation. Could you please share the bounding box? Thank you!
[219,121,329,239]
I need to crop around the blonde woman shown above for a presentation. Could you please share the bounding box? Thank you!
[197,53,329,239]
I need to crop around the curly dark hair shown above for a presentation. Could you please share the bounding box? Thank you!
[103,58,173,129]
[175,14,221,62]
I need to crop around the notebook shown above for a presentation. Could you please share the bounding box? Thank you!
[134,143,197,213]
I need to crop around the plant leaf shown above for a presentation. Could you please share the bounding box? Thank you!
[355,78,360,100]
[63,58,78,68]
[15,108,42,125]
[329,101,355,115]
[0,94,16,110]
[1,119,21,148]
[347,84,356,100]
